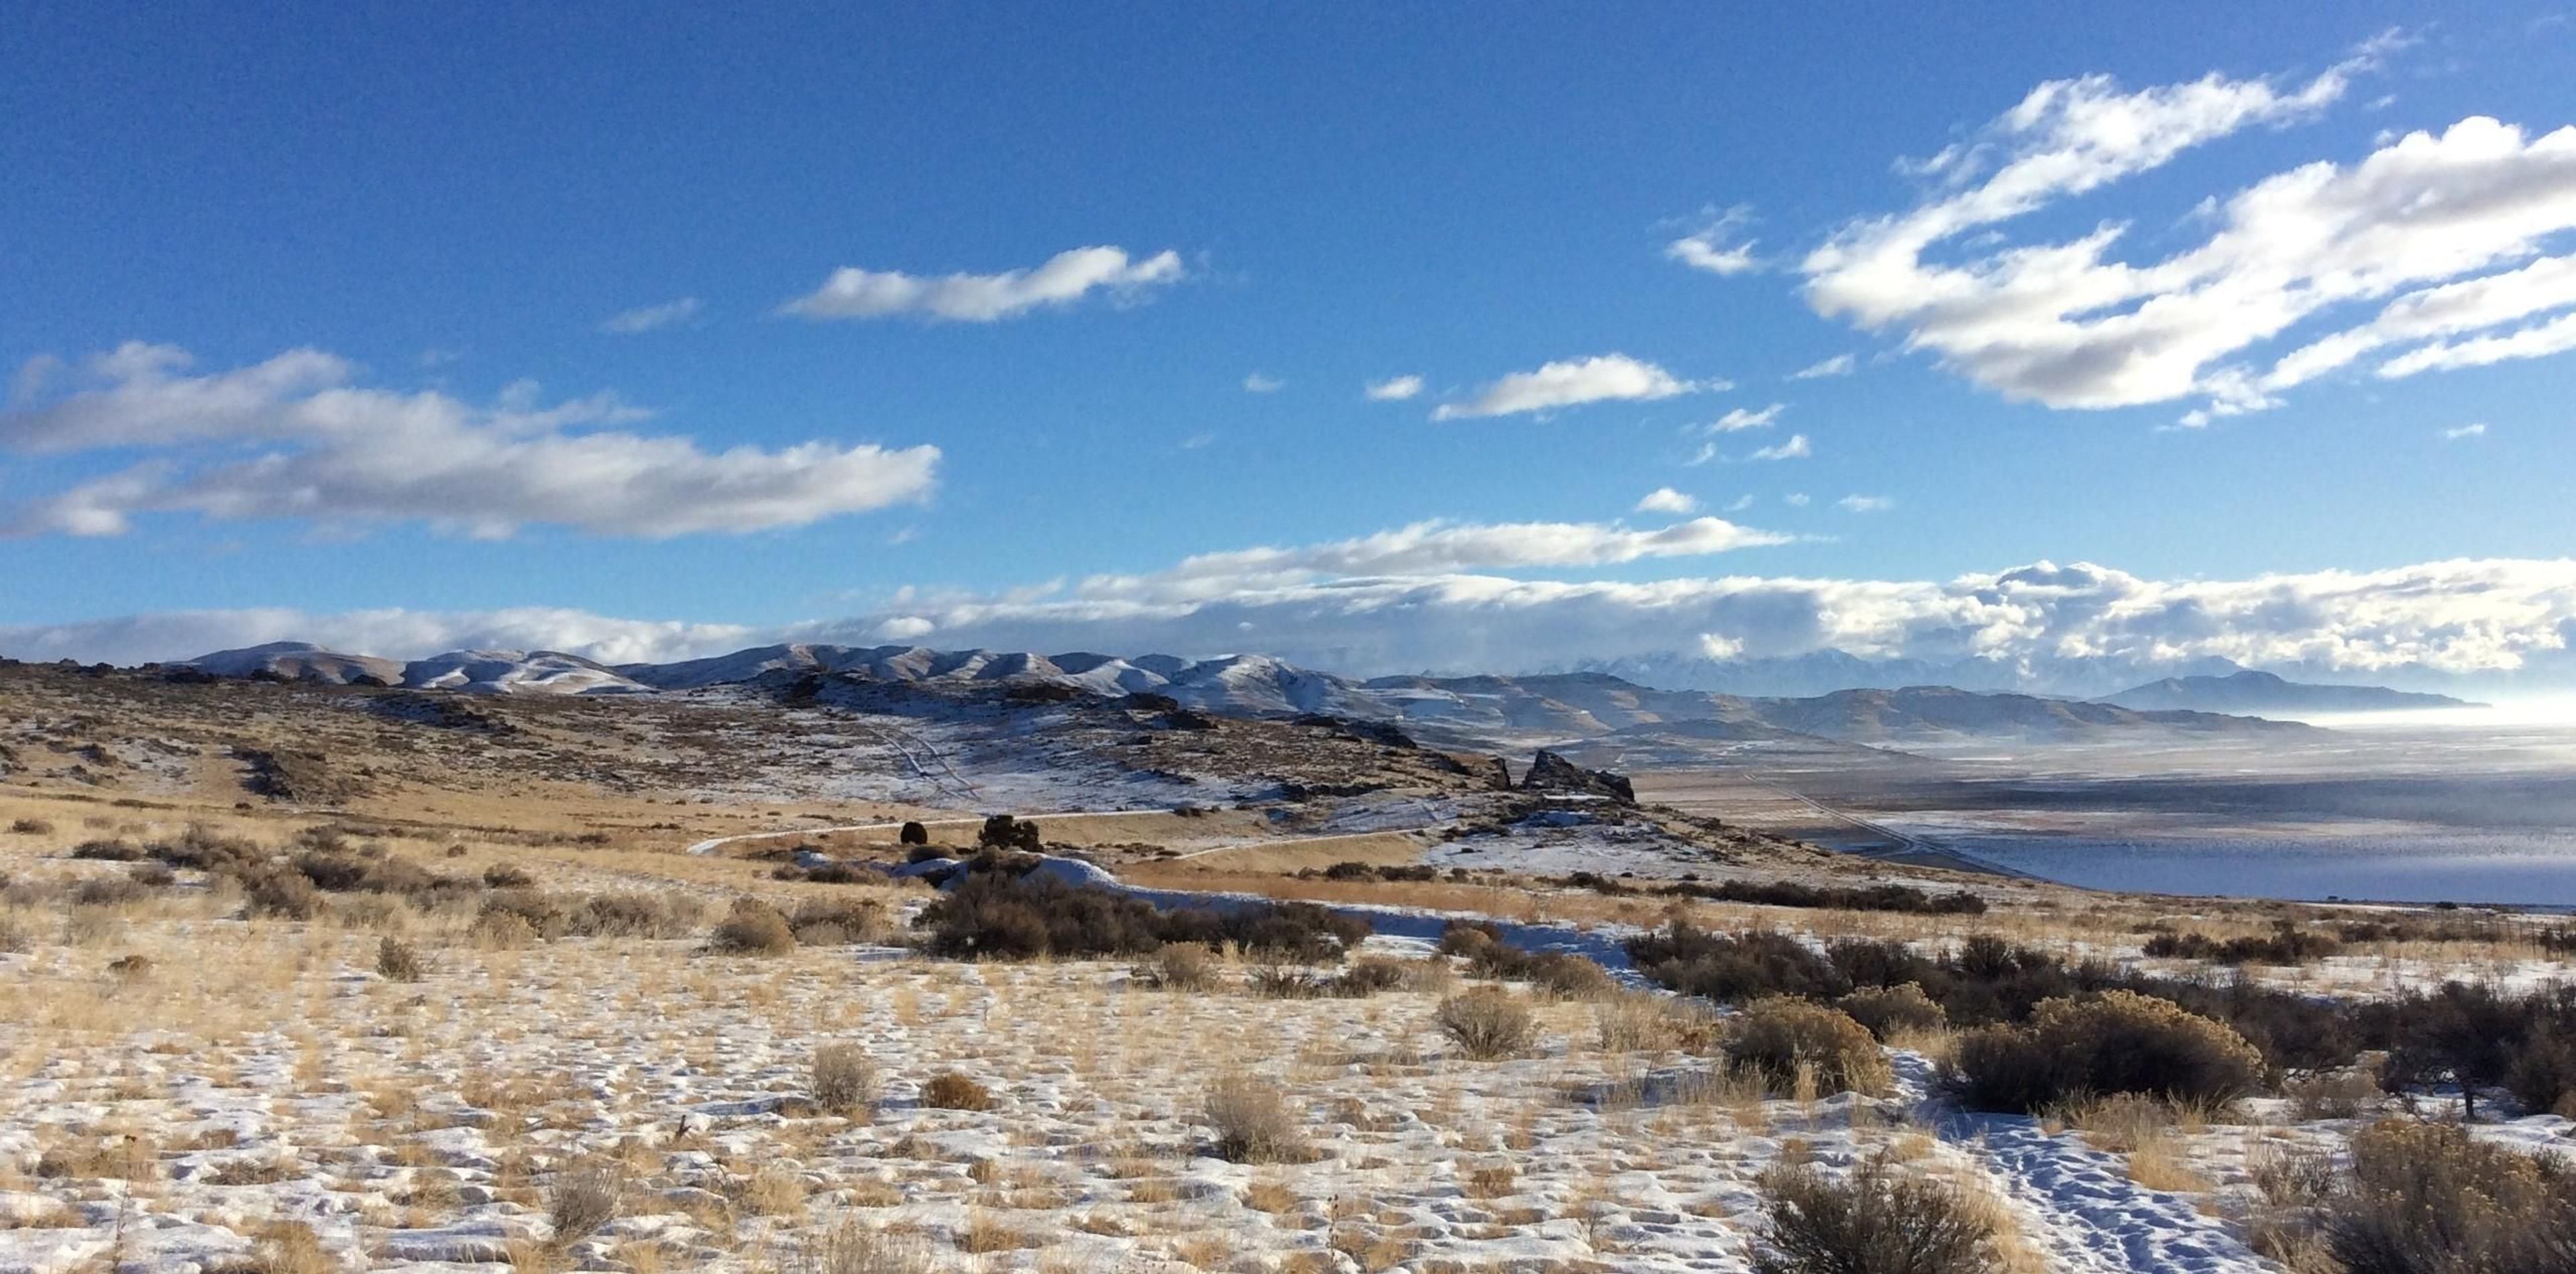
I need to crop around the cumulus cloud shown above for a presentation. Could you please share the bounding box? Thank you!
[1364,375,1424,401]
[24,557,2575,690]
[1242,372,1285,393]
[780,246,1184,322]
[1837,494,1894,513]
[1635,487,1698,515]
[1665,205,1760,275]
[599,297,702,333]
[1803,46,2576,419]
[1750,433,1812,460]
[1791,354,1857,380]
[2444,422,2489,440]
[0,344,938,539]
[1709,403,1785,432]
[1432,354,1700,420]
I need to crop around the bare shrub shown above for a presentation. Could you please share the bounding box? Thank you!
[482,863,534,889]
[1524,951,1617,1000]
[790,897,887,946]
[1725,998,1893,1097]
[1949,990,2264,1113]
[546,1165,625,1246]
[708,898,797,955]
[1595,992,1681,1051]
[1250,965,1332,998]
[1837,983,1948,1042]
[1436,987,1538,1060]
[8,818,54,835]
[812,1044,877,1116]
[1140,943,1218,991]
[2327,1118,2576,1273]
[70,839,144,861]
[0,911,28,954]
[799,1221,938,1274]
[1752,1157,1997,1274]
[239,867,321,920]
[2286,1063,2383,1120]
[568,892,704,939]
[376,935,426,983]
[920,1071,994,1111]
[1204,1075,1309,1163]
[467,908,538,950]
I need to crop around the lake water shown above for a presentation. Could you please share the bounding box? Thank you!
[1882,825,2576,908]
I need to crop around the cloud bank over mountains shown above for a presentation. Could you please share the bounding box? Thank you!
[10,551,2573,696]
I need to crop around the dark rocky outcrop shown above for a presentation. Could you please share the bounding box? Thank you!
[1518,749,1635,804]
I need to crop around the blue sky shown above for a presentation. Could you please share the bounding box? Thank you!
[5,3,2575,683]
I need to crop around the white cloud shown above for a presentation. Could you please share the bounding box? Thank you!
[1635,487,1698,515]
[1364,375,1424,401]
[2443,422,2489,440]
[1709,403,1785,432]
[1079,516,1793,602]
[1666,205,1760,275]
[0,345,938,539]
[26,556,2576,690]
[1723,494,1755,513]
[1750,433,1812,461]
[1432,354,1699,421]
[1242,372,1285,393]
[1802,49,2576,417]
[1790,354,1857,380]
[780,246,1184,322]
[599,297,702,333]
[1837,494,1894,513]
[1784,493,1811,507]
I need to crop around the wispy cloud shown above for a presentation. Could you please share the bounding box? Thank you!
[1797,42,2576,422]
[781,246,1184,322]
[1790,353,1856,380]
[1364,374,1424,401]
[599,297,703,334]
[2443,422,2489,440]
[0,343,938,539]
[1750,433,1812,461]
[1432,354,1701,421]
[1708,403,1785,432]
[1665,205,1760,275]
[1837,494,1893,512]
[1242,372,1285,393]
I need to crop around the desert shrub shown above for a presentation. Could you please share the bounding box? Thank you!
[468,909,538,950]
[150,823,264,872]
[129,862,176,889]
[0,912,28,954]
[546,1165,624,1246]
[789,897,887,946]
[1752,1157,1996,1274]
[239,867,321,920]
[1665,877,1987,916]
[916,871,1367,961]
[2143,921,2341,965]
[2326,1119,2576,1274]
[1204,1075,1308,1163]
[1466,947,1619,998]
[71,875,149,907]
[2373,980,2576,1120]
[919,1071,994,1111]
[568,892,704,939]
[70,839,144,861]
[288,851,372,891]
[1837,983,1949,1043]
[1140,943,1219,991]
[1437,918,1504,959]
[8,818,54,835]
[478,889,570,940]
[708,898,798,955]
[376,936,425,983]
[1437,987,1538,1060]
[1725,998,1893,1097]
[812,1043,876,1116]
[482,863,534,889]
[1948,990,2264,1112]
[1595,992,1681,1051]
[1627,923,1845,1002]
[899,820,929,847]
[1250,964,1332,998]
[800,1221,938,1274]
[1334,954,1454,996]
[975,814,1043,853]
